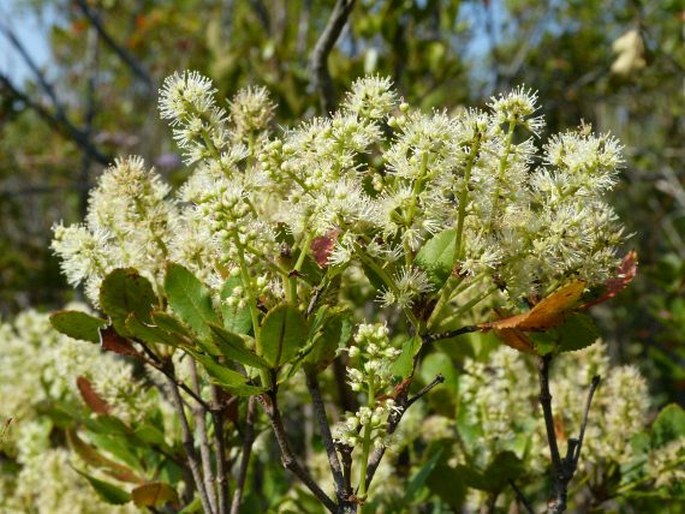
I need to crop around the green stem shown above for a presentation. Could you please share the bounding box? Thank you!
[234,242,270,388]
[356,249,420,330]
[357,376,376,504]
[432,285,499,332]
[287,231,316,304]
[453,138,481,264]
[487,120,516,232]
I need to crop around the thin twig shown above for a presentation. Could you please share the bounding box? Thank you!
[211,385,229,514]
[574,376,601,465]
[74,0,154,89]
[364,374,444,489]
[0,74,111,166]
[537,354,562,469]
[537,355,602,514]
[135,340,213,411]
[509,479,535,514]
[305,369,347,499]
[165,373,215,514]
[309,0,356,114]
[188,359,217,513]
[422,325,478,344]
[259,391,338,513]
[231,396,256,514]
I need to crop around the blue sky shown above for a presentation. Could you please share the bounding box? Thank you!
[1,3,54,84]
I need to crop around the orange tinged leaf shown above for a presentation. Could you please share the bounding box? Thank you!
[481,281,586,332]
[131,481,179,507]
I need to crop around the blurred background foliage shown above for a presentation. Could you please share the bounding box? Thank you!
[0,0,683,416]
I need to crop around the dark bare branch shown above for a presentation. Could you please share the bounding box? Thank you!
[259,391,338,513]
[74,0,154,89]
[305,369,347,499]
[165,373,215,514]
[309,0,356,114]
[422,325,478,344]
[537,355,602,514]
[189,359,217,513]
[231,396,256,514]
[0,74,111,166]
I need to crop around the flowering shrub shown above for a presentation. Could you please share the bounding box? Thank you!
[42,72,684,513]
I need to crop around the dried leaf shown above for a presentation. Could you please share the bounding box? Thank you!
[99,327,140,358]
[481,281,586,332]
[310,228,340,268]
[76,376,111,415]
[581,250,637,309]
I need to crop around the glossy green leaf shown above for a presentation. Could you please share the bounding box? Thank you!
[556,313,601,353]
[74,468,131,505]
[652,404,685,448]
[124,313,181,347]
[220,276,253,334]
[260,304,307,367]
[164,263,219,341]
[391,336,422,378]
[305,310,352,372]
[208,323,269,370]
[189,351,265,396]
[49,310,107,343]
[131,481,179,507]
[99,268,157,337]
[415,228,457,288]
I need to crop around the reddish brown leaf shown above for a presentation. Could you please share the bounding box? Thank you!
[310,228,340,268]
[76,376,111,415]
[581,250,638,309]
[99,326,141,358]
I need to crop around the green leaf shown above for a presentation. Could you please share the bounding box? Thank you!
[556,313,601,353]
[189,351,266,396]
[66,428,141,483]
[260,304,307,367]
[415,228,456,288]
[220,276,253,334]
[479,451,524,492]
[178,498,203,513]
[403,448,443,503]
[131,481,179,507]
[133,424,167,447]
[208,324,269,370]
[73,468,131,505]
[124,313,181,347]
[391,336,422,378]
[305,309,353,372]
[151,311,193,340]
[49,310,107,343]
[164,263,219,341]
[426,446,467,510]
[99,268,157,337]
[652,404,685,448]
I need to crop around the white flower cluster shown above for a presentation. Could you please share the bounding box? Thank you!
[456,342,652,480]
[333,323,402,450]
[52,156,177,304]
[52,71,627,319]
[0,308,149,513]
